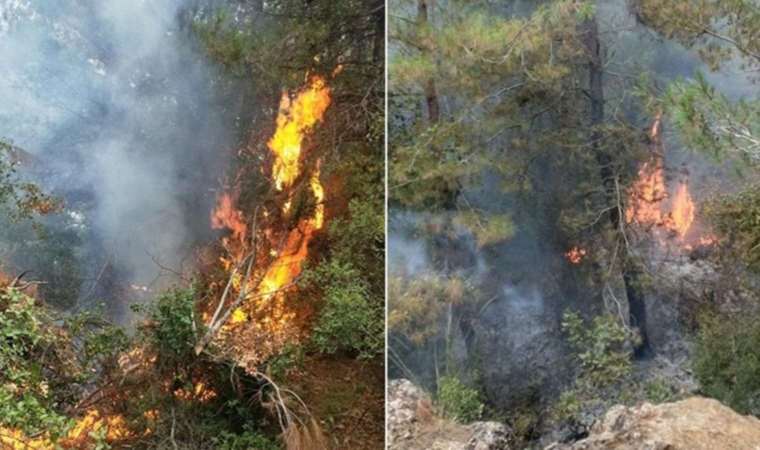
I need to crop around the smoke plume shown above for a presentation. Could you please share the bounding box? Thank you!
[0,0,238,320]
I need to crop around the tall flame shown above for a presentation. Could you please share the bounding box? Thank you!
[625,113,701,243]
[208,74,331,366]
[268,76,331,191]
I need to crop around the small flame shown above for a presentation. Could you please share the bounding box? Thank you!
[565,246,587,264]
[310,161,325,229]
[211,192,248,247]
[669,181,695,237]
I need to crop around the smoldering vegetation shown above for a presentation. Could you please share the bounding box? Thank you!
[0,0,246,320]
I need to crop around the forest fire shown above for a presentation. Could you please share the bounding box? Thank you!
[625,113,702,244]
[1,410,132,449]
[207,75,332,368]
[268,76,332,191]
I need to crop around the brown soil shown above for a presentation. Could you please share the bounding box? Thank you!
[286,355,385,450]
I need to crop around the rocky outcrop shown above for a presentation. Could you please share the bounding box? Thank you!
[388,379,512,450]
[547,397,760,450]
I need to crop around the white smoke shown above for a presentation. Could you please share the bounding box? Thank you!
[0,0,238,319]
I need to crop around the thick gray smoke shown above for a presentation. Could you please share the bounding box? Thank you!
[0,0,238,320]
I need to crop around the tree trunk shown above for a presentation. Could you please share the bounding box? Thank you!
[418,0,440,123]
[372,0,384,65]
[580,15,650,357]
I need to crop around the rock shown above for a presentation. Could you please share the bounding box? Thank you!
[465,422,512,450]
[546,397,760,450]
[388,379,512,450]
[388,379,433,445]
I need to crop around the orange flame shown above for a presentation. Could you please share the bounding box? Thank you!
[211,193,247,240]
[1,410,133,449]
[207,74,332,368]
[268,76,331,191]
[669,181,695,237]
[625,113,696,240]
[625,158,668,227]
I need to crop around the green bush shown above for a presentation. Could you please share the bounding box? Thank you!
[0,288,69,436]
[643,378,677,404]
[305,259,384,360]
[212,427,280,450]
[551,389,582,422]
[136,287,198,365]
[436,375,484,423]
[310,274,384,359]
[267,344,305,379]
[694,312,760,415]
[562,311,634,386]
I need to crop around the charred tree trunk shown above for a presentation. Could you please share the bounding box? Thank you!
[580,15,650,357]
[418,0,440,123]
[372,0,384,65]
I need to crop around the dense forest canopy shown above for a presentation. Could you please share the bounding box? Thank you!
[389,0,760,446]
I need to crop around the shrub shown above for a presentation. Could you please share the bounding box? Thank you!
[212,427,280,450]
[136,287,198,365]
[694,311,760,415]
[311,276,384,359]
[643,377,677,404]
[551,389,582,422]
[267,344,305,379]
[305,259,384,360]
[436,375,484,423]
[562,311,634,386]
[0,288,69,436]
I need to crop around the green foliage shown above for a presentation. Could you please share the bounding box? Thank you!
[305,196,384,360]
[638,0,760,71]
[551,389,582,422]
[310,269,384,359]
[388,273,476,346]
[704,185,760,271]
[643,377,677,404]
[212,427,281,450]
[0,288,70,436]
[694,311,760,415]
[662,74,760,165]
[327,197,385,294]
[193,11,252,75]
[304,257,383,359]
[562,311,634,387]
[136,287,198,366]
[452,211,515,248]
[436,375,484,423]
[390,0,590,209]
[267,344,305,379]
[0,140,60,222]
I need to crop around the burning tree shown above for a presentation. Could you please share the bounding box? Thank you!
[199,75,333,371]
